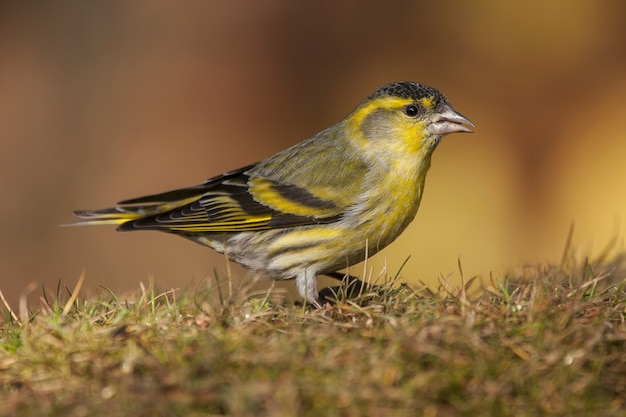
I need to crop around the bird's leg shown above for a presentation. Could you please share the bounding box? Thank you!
[318,272,376,304]
[326,272,365,289]
[296,270,322,308]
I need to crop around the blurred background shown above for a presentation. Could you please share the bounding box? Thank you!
[2,1,626,308]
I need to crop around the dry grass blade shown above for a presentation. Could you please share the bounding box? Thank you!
[61,271,85,319]
[0,289,19,324]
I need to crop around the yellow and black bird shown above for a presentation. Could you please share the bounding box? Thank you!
[74,81,474,307]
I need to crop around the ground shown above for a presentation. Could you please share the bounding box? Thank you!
[1,252,625,417]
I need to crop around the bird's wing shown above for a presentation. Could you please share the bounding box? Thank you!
[76,163,346,233]
[245,127,369,215]
[75,126,369,233]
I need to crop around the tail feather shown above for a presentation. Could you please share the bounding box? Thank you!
[72,207,146,226]
[72,196,200,227]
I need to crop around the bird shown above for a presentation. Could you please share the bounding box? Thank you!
[73,81,474,307]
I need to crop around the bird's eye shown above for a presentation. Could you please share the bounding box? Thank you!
[404,105,419,117]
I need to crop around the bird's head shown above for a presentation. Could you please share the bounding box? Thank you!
[347,81,474,158]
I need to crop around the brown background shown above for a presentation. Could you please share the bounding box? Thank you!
[2,2,626,308]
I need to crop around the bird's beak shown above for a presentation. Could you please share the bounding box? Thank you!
[427,104,475,135]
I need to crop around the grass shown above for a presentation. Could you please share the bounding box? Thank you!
[1,252,626,416]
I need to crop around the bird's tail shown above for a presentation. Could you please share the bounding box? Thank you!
[71,195,200,228]
[72,206,147,226]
